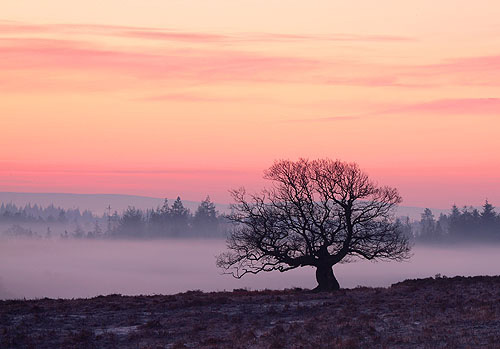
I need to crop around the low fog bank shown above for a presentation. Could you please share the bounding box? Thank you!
[1,239,499,300]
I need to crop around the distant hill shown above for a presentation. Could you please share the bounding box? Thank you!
[0,192,447,219]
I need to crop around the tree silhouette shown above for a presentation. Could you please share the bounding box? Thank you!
[480,200,496,237]
[193,196,219,237]
[149,199,171,237]
[419,208,437,241]
[217,158,411,291]
[116,206,145,237]
[169,196,190,236]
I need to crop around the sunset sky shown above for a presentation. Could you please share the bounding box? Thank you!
[1,1,499,208]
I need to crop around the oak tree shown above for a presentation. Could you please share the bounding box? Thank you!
[217,158,411,291]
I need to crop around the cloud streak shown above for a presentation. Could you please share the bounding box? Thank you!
[0,38,320,88]
[0,162,248,176]
[390,98,500,115]
[319,54,500,88]
[308,98,500,122]
[137,93,266,103]
[1,20,499,91]
[0,20,416,44]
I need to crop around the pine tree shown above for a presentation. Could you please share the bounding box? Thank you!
[116,207,145,237]
[419,208,436,241]
[169,197,190,236]
[480,200,497,238]
[193,196,219,237]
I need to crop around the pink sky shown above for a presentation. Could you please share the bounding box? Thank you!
[1,1,500,208]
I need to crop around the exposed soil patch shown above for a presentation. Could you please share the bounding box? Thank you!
[1,275,500,348]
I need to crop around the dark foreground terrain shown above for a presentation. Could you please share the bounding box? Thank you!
[1,276,499,348]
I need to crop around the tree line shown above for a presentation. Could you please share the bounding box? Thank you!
[2,197,500,242]
[417,201,500,242]
[0,202,94,224]
[109,196,225,238]
[0,196,226,239]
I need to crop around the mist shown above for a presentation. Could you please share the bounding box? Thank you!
[1,238,499,300]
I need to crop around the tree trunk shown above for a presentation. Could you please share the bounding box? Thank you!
[313,264,340,291]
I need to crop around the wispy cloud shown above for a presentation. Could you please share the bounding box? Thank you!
[319,54,500,88]
[120,30,228,42]
[420,55,500,74]
[389,98,500,115]
[248,33,415,43]
[137,93,267,103]
[414,55,500,86]
[305,98,500,122]
[0,37,320,88]
[0,20,415,44]
[0,20,157,35]
[286,116,360,123]
[0,162,248,176]
[121,31,415,43]
[2,20,499,92]
[321,76,434,88]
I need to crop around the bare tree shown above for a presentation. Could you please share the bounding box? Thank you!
[217,159,411,291]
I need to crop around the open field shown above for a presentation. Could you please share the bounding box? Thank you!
[1,275,499,348]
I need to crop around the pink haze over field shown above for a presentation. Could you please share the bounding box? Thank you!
[1,1,500,208]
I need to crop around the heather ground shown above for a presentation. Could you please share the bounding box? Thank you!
[1,275,499,348]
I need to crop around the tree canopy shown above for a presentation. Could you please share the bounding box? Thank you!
[217,158,411,291]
